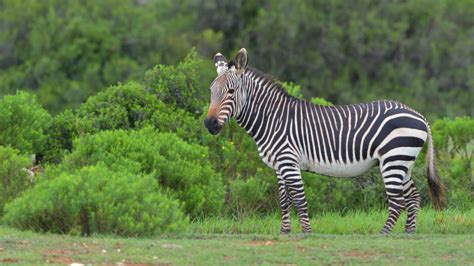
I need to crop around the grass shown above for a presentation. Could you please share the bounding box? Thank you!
[189,208,474,235]
[0,208,472,265]
[0,228,472,265]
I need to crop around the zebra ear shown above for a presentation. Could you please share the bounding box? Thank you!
[235,48,248,74]
[214,53,228,74]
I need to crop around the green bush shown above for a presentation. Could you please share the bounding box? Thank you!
[226,176,271,219]
[0,146,33,216]
[60,127,224,217]
[76,80,203,141]
[433,117,473,209]
[3,165,188,236]
[282,82,332,106]
[42,80,207,164]
[42,109,77,163]
[144,49,212,116]
[302,170,386,214]
[0,91,52,155]
[75,81,162,133]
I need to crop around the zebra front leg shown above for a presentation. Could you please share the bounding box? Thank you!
[279,165,312,233]
[276,171,292,233]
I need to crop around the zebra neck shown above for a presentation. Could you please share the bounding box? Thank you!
[235,70,295,141]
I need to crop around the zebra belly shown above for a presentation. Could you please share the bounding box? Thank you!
[302,159,378,177]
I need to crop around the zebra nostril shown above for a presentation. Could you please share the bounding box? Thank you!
[204,117,219,129]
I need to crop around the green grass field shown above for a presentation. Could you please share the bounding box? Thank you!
[189,208,474,235]
[0,208,472,265]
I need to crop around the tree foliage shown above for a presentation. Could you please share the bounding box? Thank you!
[238,0,474,118]
[0,0,220,112]
[2,0,472,116]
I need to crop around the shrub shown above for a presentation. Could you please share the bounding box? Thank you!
[75,81,161,133]
[433,117,473,209]
[226,176,271,219]
[0,91,51,154]
[144,49,211,116]
[0,146,33,216]
[42,80,207,164]
[302,170,387,214]
[60,127,224,217]
[310,97,332,106]
[3,165,188,236]
[75,80,205,142]
[42,109,77,163]
[282,82,332,106]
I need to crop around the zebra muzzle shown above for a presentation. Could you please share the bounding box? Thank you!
[204,117,222,135]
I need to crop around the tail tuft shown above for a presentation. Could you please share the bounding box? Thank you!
[426,124,445,210]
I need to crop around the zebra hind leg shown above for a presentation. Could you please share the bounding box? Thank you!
[380,163,408,234]
[403,175,421,234]
[276,171,292,233]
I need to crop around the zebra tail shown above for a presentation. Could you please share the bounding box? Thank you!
[426,123,446,210]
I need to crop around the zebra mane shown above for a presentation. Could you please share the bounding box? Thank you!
[244,66,297,100]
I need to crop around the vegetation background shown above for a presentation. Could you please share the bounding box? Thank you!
[0,0,472,240]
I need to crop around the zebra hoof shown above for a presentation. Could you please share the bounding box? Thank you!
[280,228,291,234]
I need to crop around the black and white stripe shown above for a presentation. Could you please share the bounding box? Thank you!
[205,48,444,234]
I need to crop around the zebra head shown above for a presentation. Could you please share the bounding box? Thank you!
[204,48,248,135]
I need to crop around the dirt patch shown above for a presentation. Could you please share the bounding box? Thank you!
[113,242,124,249]
[46,256,73,264]
[341,250,376,259]
[43,249,79,264]
[120,263,154,266]
[247,240,277,247]
[45,249,77,256]
[120,263,170,266]
[0,258,19,263]
[297,246,307,253]
[4,240,29,246]
[439,255,453,260]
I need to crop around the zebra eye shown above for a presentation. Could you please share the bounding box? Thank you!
[228,89,235,94]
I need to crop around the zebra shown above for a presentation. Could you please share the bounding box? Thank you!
[204,48,445,234]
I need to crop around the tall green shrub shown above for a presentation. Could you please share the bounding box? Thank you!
[0,91,51,155]
[0,146,33,215]
[3,165,187,236]
[76,81,202,141]
[42,80,206,164]
[433,117,473,209]
[42,109,77,163]
[144,49,212,116]
[226,176,271,219]
[60,127,224,217]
